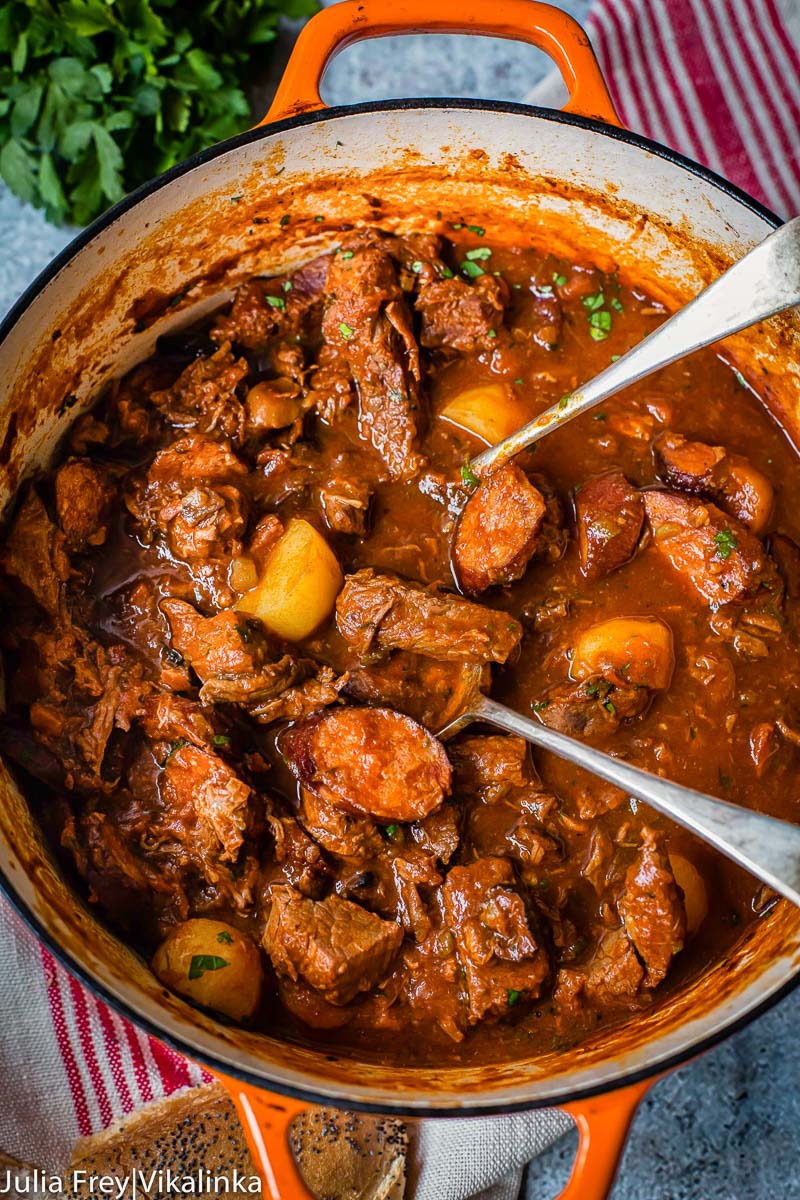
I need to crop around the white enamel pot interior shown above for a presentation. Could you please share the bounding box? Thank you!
[1,100,799,1114]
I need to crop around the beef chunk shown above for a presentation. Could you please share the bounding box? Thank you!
[265,815,328,898]
[451,736,559,867]
[536,678,650,738]
[653,431,774,535]
[297,786,383,860]
[55,459,114,551]
[343,651,489,729]
[263,885,403,1004]
[2,490,70,618]
[771,533,800,600]
[319,452,374,536]
[64,810,186,936]
[415,273,507,353]
[139,694,218,750]
[453,464,546,595]
[280,706,452,823]
[148,342,249,442]
[442,857,549,1023]
[24,626,150,789]
[643,490,777,608]
[160,743,252,865]
[322,232,425,480]
[126,436,248,605]
[574,471,643,580]
[619,827,686,986]
[211,255,330,350]
[161,598,305,705]
[336,568,522,665]
[449,734,531,803]
[246,668,342,725]
[409,804,461,864]
[553,927,646,1017]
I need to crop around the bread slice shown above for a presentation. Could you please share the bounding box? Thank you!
[66,1083,406,1200]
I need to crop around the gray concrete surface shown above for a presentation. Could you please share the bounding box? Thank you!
[1,2,798,1196]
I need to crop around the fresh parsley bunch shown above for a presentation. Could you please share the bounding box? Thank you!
[0,0,317,226]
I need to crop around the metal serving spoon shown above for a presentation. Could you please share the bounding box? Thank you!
[439,685,800,908]
[473,215,800,475]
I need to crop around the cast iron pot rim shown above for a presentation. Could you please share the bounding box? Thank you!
[0,96,793,1117]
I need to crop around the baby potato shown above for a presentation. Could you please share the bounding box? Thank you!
[571,616,674,691]
[668,853,709,936]
[439,383,531,446]
[236,518,343,641]
[152,918,264,1021]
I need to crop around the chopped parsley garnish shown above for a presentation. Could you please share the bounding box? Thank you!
[558,394,570,411]
[411,260,424,273]
[532,699,550,712]
[164,738,188,765]
[514,378,524,385]
[588,310,612,340]
[440,265,454,279]
[384,824,400,839]
[582,291,605,312]
[461,461,479,487]
[465,246,492,261]
[314,214,324,222]
[216,931,234,945]
[279,214,290,227]
[467,224,485,236]
[603,699,616,714]
[188,955,229,980]
[461,260,485,279]
[266,294,285,310]
[212,734,231,747]
[487,328,497,338]
[713,529,738,560]
[229,195,242,203]
[340,249,354,260]
[552,272,568,286]
[451,222,463,229]
[339,321,355,340]
[282,280,293,292]
[610,296,624,313]
[538,283,553,294]
[507,989,521,1007]
[610,354,621,362]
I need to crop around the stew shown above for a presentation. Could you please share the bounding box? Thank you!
[2,224,798,1066]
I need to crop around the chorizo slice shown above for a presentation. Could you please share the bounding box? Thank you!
[280,706,452,822]
[574,471,643,580]
[453,463,546,595]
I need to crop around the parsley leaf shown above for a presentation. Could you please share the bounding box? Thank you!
[713,529,738,560]
[216,931,234,944]
[188,954,229,980]
[0,0,319,226]
[461,460,479,487]
[266,294,285,309]
[507,989,521,1007]
[339,321,355,340]
[461,259,485,279]
[465,246,492,261]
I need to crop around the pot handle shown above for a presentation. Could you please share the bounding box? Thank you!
[214,1071,652,1200]
[260,0,620,128]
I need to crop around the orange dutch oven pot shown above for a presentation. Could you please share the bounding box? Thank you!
[1,3,800,1198]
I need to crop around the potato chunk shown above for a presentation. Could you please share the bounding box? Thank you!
[439,383,530,446]
[152,919,264,1021]
[571,616,674,691]
[236,517,343,641]
[668,853,709,936]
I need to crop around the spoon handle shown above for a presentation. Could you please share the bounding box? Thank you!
[473,215,800,474]
[471,694,800,907]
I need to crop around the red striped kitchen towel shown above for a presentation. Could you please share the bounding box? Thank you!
[586,0,800,217]
[1,0,800,1186]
